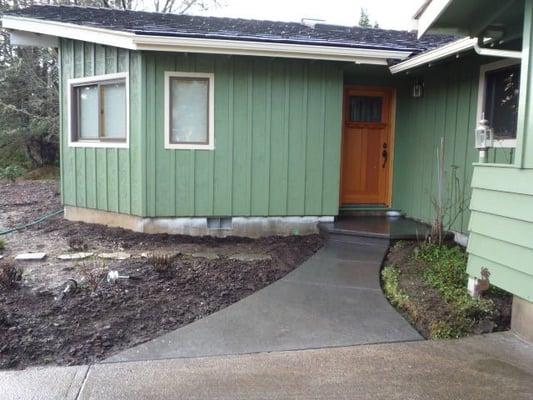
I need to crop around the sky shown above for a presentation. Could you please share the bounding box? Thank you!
[193,0,423,31]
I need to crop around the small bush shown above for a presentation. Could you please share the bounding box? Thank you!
[0,165,24,183]
[415,243,495,335]
[149,253,174,274]
[80,259,107,291]
[0,260,22,289]
[68,236,88,252]
[0,239,5,252]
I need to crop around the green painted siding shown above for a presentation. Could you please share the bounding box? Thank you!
[391,55,513,233]
[60,40,343,217]
[467,165,533,301]
[142,53,343,217]
[60,39,144,216]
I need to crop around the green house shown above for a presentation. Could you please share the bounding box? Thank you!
[2,1,532,341]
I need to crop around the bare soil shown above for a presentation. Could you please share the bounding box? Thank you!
[383,241,512,339]
[0,180,323,369]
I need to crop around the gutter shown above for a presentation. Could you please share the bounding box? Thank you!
[1,15,413,65]
[389,37,476,74]
[474,37,522,59]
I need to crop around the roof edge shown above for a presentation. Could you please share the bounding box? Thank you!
[416,0,454,38]
[389,37,476,74]
[2,15,413,64]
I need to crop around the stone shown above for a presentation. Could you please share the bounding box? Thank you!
[229,253,272,262]
[98,252,131,260]
[58,252,94,261]
[15,252,47,261]
[191,252,219,260]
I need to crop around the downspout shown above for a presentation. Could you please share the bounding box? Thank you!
[474,37,522,59]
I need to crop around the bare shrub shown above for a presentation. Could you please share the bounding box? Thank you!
[68,236,88,252]
[79,259,107,291]
[0,260,22,289]
[149,253,174,274]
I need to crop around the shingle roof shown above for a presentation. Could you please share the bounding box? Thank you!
[3,5,459,55]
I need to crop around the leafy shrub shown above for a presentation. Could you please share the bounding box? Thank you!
[415,243,495,329]
[0,260,22,289]
[0,165,24,183]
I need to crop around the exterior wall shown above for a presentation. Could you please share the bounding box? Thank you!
[60,39,344,218]
[60,39,144,216]
[141,52,343,217]
[391,55,513,233]
[467,166,533,301]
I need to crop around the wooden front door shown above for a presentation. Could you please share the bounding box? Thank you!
[340,86,394,206]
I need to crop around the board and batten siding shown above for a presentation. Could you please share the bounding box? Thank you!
[391,55,513,233]
[467,165,533,301]
[141,52,343,217]
[60,39,144,216]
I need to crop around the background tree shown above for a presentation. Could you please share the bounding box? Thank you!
[0,0,220,172]
[358,7,379,29]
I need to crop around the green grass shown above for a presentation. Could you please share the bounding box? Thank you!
[381,265,410,309]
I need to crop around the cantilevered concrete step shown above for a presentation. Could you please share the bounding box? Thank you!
[319,216,431,244]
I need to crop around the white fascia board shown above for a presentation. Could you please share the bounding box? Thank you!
[2,16,136,49]
[389,37,477,74]
[1,15,412,64]
[417,0,454,38]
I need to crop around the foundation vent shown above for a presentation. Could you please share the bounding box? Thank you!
[207,217,233,230]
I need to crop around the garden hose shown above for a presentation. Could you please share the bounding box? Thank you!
[0,209,64,235]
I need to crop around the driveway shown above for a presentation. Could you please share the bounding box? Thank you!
[2,332,532,399]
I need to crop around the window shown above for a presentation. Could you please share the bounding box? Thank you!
[477,60,520,147]
[68,73,129,148]
[164,71,215,150]
[348,95,383,123]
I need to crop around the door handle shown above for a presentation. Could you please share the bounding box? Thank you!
[382,143,388,168]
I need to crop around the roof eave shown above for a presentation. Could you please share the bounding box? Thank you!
[416,0,454,38]
[1,15,413,65]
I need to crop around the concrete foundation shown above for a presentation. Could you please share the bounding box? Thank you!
[512,296,533,343]
[64,206,334,238]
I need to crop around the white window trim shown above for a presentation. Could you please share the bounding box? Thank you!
[164,71,215,150]
[67,72,130,149]
[476,59,520,149]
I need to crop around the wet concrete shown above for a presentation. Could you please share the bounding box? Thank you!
[106,238,421,363]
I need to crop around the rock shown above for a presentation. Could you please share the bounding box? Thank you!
[57,252,94,261]
[15,252,47,261]
[191,252,219,260]
[229,253,272,262]
[98,252,131,260]
[0,255,3,260]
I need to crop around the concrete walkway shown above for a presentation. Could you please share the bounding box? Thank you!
[2,332,533,399]
[107,238,421,363]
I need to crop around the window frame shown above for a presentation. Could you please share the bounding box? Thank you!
[476,59,520,148]
[67,72,129,149]
[164,71,215,150]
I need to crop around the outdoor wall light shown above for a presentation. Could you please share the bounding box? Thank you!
[412,80,424,98]
[474,117,494,150]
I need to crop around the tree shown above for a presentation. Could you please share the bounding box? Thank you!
[358,8,370,28]
[0,0,221,169]
[358,8,380,29]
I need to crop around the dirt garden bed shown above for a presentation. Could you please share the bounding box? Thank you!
[0,180,323,369]
[381,240,512,339]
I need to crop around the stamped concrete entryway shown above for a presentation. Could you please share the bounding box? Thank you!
[107,219,422,363]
